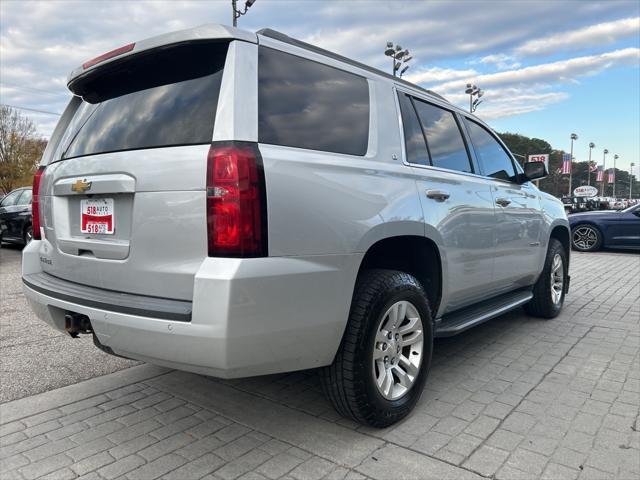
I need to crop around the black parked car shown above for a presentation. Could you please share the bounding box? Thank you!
[569,204,640,251]
[0,187,33,246]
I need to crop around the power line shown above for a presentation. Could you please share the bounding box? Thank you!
[1,104,61,116]
[0,81,63,97]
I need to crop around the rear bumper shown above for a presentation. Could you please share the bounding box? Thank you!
[22,240,362,378]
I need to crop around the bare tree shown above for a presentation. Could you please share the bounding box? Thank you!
[0,106,47,194]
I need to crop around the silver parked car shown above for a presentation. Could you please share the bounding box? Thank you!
[23,25,570,427]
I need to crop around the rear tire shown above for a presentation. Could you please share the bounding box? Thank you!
[320,269,433,428]
[524,238,568,319]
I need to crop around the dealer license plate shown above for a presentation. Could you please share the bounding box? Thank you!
[80,198,114,235]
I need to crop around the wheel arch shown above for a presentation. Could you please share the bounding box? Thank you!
[550,223,571,259]
[356,235,443,318]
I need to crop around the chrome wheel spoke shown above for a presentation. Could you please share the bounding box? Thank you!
[373,347,386,360]
[393,365,412,388]
[400,329,423,347]
[398,315,419,334]
[376,329,389,345]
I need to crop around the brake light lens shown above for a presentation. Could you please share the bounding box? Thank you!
[82,42,135,70]
[206,143,267,257]
[32,166,46,240]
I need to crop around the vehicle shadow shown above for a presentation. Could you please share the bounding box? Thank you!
[204,306,548,430]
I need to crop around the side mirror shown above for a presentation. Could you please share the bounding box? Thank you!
[522,162,547,183]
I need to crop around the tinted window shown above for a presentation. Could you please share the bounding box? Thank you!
[464,119,516,181]
[398,94,429,166]
[1,190,21,207]
[413,100,471,173]
[259,47,369,155]
[18,189,32,205]
[62,42,228,159]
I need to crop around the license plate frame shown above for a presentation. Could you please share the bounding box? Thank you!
[80,198,115,235]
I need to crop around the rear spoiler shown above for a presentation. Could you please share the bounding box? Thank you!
[67,24,256,94]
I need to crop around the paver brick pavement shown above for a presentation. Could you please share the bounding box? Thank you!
[1,251,638,479]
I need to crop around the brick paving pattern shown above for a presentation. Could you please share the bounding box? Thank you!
[1,251,638,479]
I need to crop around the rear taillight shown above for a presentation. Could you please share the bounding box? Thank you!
[32,166,45,240]
[206,142,267,257]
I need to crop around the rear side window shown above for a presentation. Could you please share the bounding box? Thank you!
[464,119,516,181]
[1,190,21,207]
[413,100,472,173]
[61,41,228,160]
[258,47,369,156]
[397,93,429,166]
[18,189,32,205]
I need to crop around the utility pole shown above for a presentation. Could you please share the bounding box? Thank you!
[232,0,256,27]
[612,154,619,198]
[631,163,635,199]
[568,133,577,196]
[587,142,595,186]
[601,149,609,197]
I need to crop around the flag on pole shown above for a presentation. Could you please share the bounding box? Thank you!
[561,153,572,174]
[607,170,615,184]
[596,165,604,182]
[589,162,597,172]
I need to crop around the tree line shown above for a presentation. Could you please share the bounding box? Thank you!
[499,132,637,199]
[0,106,637,199]
[0,106,47,195]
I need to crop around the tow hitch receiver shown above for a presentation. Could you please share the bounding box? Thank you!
[65,312,93,338]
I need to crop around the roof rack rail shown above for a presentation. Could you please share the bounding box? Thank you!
[256,28,449,104]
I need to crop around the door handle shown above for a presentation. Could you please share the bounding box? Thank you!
[496,198,511,207]
[425,189,450,201]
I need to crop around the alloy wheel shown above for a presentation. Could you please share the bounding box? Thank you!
[572,226,598,250]
[372,300,424,400]
[550,254,564,305]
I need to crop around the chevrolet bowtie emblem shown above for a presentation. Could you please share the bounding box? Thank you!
[71,179,92,193]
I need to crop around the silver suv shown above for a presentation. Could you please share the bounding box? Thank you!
[23,25,570,427]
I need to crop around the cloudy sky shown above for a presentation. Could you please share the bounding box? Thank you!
[1,0,638,171]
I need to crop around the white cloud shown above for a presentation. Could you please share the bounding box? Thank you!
[516,17,640,56]
[432,48,640,94]
[477,53,521,71]
[404,67,478,85]
[0,0,637,136]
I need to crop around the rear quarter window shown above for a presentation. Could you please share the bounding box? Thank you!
[258,47,370,156]
[61,41,228,160]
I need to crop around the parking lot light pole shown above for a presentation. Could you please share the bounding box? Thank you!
[587,142,595,186]
[612,154,619,198]
[569,133,577,195]
[631,163,635,199]
[385,42,411,77]
[465,84,484,113]
[601,149,609,196]
[232,0,256,27]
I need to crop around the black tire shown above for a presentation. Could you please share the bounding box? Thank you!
[571,223,602,252]
[524,238,568,319]
[23,224,33,245]
[320,269,433,428]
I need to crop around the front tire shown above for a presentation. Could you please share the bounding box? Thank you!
[524,238,568,319]
[320,269,433,428]
[571,224,602,251]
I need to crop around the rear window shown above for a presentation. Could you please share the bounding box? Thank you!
[60,41,228,160]
[258,47,370,156]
